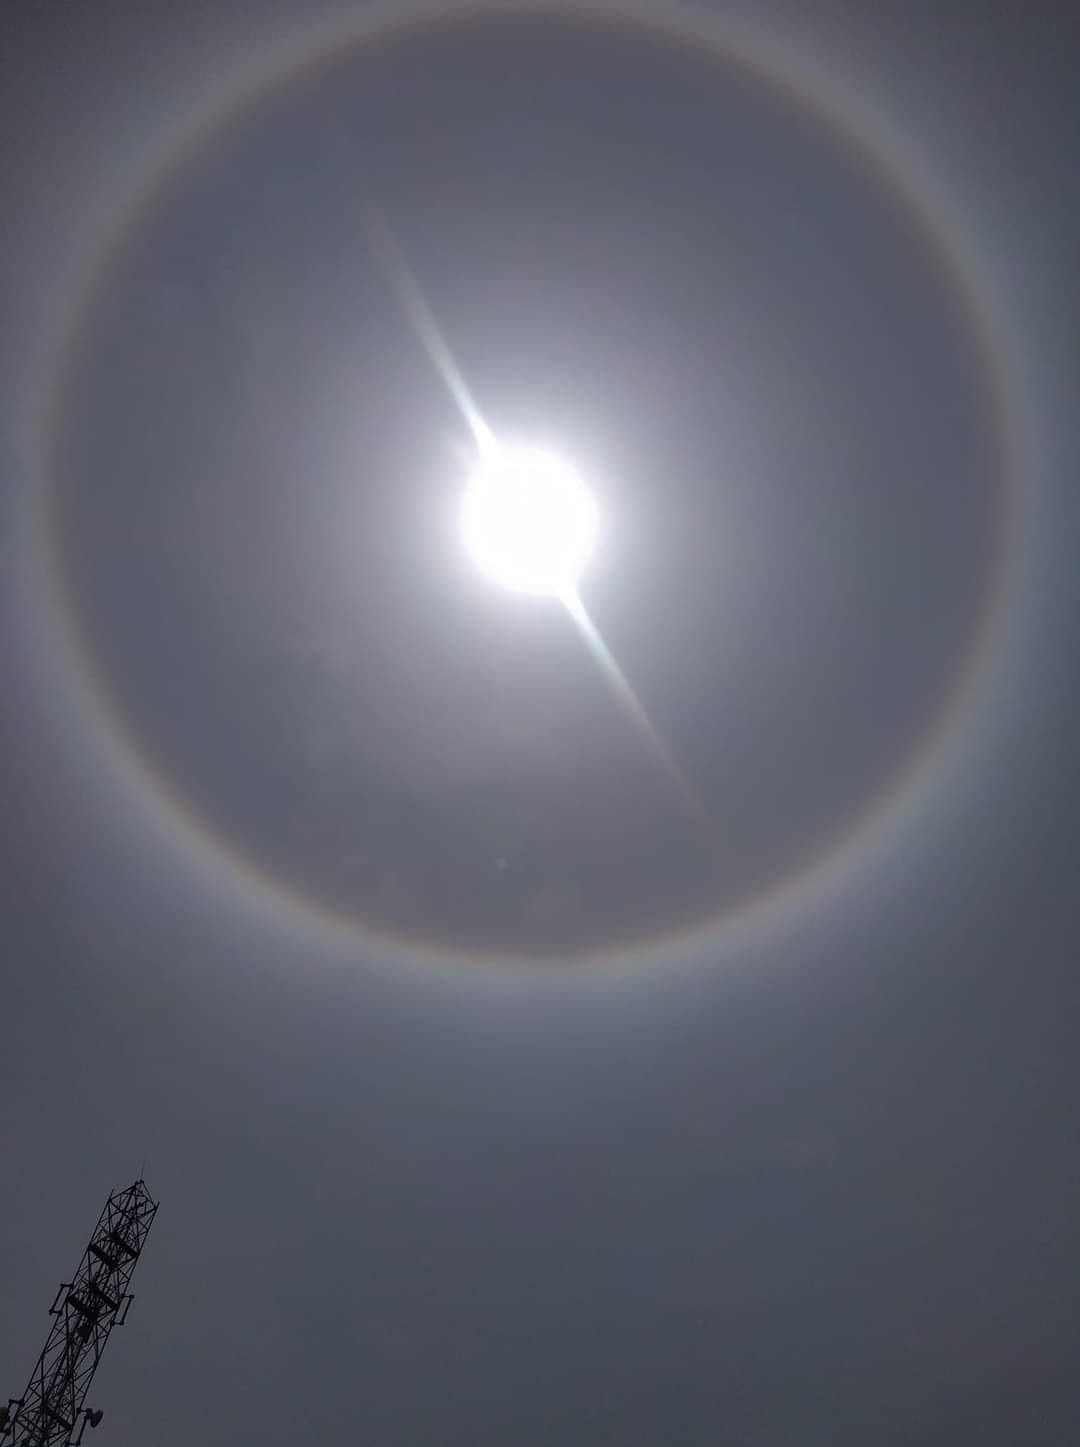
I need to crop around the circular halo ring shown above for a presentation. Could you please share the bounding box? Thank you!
[34,0,1021,972]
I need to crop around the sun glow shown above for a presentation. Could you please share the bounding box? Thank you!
[461,441,597,596]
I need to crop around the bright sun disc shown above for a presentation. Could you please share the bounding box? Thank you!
[461,442,597,596]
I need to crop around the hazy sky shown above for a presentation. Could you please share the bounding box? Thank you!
[2,2,1077,1444]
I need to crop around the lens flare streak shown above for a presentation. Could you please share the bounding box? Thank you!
[560,587,711,833]
[368,207,709,831]
[365,204,493,450]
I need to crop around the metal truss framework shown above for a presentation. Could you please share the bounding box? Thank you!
[2,1181,158,1447]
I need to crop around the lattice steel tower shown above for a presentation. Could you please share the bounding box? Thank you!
[2,1181,158,1447]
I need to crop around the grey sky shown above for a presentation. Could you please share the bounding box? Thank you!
[1,2,1077,1444]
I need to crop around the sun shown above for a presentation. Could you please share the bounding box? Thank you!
[460,440,598,597]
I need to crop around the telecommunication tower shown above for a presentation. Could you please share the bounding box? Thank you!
[2,1180,158,1447]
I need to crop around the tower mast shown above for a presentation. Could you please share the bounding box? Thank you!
[2,1181,158,1447]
